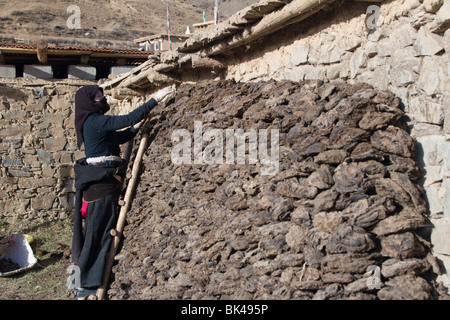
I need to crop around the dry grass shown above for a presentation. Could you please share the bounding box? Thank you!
[0,219,74,300]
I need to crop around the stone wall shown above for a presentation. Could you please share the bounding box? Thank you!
[0,80,85,223]
[224,0,450,291]
[0,79,151,225]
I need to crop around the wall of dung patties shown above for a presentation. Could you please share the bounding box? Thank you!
[224,0,450,292]
[109,79,448,300]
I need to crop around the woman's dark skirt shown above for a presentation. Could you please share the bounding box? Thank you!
[72,190,120,289]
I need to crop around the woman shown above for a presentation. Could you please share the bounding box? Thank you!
[71,84,173,299]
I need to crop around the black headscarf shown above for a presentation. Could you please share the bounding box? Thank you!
[75,85,111,149]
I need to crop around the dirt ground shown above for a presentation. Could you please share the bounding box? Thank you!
[0,219,74,300]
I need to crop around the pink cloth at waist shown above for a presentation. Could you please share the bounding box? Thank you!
[81,201,89,218]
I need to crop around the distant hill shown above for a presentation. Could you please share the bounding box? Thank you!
[0,0,260,47]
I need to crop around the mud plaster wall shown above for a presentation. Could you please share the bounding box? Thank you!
[222,0,450,291]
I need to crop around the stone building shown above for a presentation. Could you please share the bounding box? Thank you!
[0,0,449,298]
[134,34,190,52]
[102,0,450,296]
[0,42,148,80]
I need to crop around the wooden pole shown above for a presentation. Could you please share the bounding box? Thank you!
[206,0,336,56]
[96,124,150,300]
[214,0,219,25]
[191,56,227,69]
[36,39,48,64]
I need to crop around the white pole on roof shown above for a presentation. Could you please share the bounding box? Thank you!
[214,0,219,25]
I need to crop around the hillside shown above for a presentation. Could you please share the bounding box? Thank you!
[0,0,259,47]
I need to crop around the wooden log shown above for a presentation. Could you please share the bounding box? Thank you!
[120,68,152,88]
[180,0,292,53]
[80,55,90,65]
[206,0,337,57]
[154,62,178,73]
[146,69,172,86]
[110,87,143,99]
[191,56,227,69]
[101,59,155,90]
[36,39,48,64]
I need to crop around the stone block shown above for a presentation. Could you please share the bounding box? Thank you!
[410,123,443,138]
[389,67,416,87]
[339,60,350,79]
[415,134,447,167]
[266,51,282,74]
[283,67,305,82]
[48,95,72,111]
[425,184,443,214]
[326,64,342,80]
[430,0,450,33]
[423,0,444,13]
[376,38,392,57]
[7,168,31,177]
[36,178,56,188]
[304,65,325,80]
[423,166,444,187]
[43,137,67,152]
[68,65,96,80]
[414,27,444,56]
[388,25,417,52]
[339,35,362,52]
[56,165,74,179]
[22,155,40,168]
[2,158,22,166]
[17,178,38,190]
[391,47,420,73]
[443,179,450,217]
[2,138,22,146]
[292,45,309,66]
[445,95,450,135]
[31,194,55,211]
[350,49,367,79]
[417,56,447,95]
[3,110,27,120]
[0,124,31,138]
[37,150,52,164]
[0,199,29,215]
[24,65,53,79]
[409,96,444,125]
[0,65,16,78]
[319,41,344,64]
[431,217,450,254]
[364,41,378,58]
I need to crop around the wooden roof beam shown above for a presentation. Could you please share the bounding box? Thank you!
[203,0,337,57]
[36,39,48,64]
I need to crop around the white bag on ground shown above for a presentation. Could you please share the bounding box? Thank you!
[0,233,37,277]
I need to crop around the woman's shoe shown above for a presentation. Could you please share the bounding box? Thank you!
[75,287,97,299]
